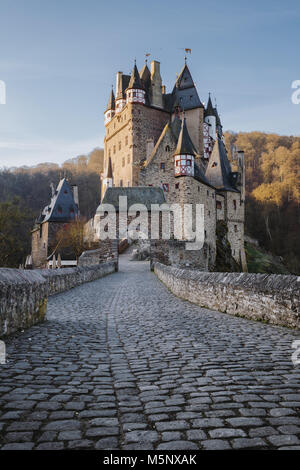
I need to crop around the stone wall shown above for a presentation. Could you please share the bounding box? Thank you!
[0,269,48,337]
[40,262,116,295]
[0,262,116,337]
[154,262,300,329]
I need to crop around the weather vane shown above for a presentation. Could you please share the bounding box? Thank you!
[184,48,191,63]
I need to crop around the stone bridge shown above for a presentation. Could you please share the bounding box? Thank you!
[0,253,300,450]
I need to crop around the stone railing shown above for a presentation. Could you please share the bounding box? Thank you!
[154,263,300,329]
[0,261,116,337]
[0,269,48,337]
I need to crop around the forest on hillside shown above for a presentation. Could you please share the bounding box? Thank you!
[0,148,104,267]
[0,133,299,273]
[224,131,300,274]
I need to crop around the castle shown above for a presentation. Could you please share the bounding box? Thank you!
[30,57,247,272]
[100,58,247,271]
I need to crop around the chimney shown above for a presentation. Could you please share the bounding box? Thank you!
[150,60,163,108]
[72,185,79,208]
[116,71,123,98]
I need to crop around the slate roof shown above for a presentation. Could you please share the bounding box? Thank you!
[105,88,115,111]
[128,63,143,90]
[204,94,215,117]
[105,156,113,179]
[37,179,79,224]
[205,138,238,192]
[172,64,204,110]
[173,118,197,156]
[98,187,167,212]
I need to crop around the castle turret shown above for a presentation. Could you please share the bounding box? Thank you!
[104,88,115,124]
[150,60,163,108]
[174,118,196,177]
[126,62,145,104]
[204,94,216,140]
[102,156,113,199]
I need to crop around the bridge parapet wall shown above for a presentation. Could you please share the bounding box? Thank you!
[154,263,300,329]
[0,261,116,337]
[0,269,48,337]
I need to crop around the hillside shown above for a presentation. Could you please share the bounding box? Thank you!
[0,133,299,273]
[225,131,300,274]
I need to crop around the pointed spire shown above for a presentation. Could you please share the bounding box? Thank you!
[105,156,113,179]
[128,62,143,90]
[173,118,197,156]
[106,87,115,111]
[205,93,215,116]
[205,138,236,191]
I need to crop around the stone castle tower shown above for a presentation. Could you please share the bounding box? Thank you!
[101,58,247,271]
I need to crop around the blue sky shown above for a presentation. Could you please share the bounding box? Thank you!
[0,0,299,168]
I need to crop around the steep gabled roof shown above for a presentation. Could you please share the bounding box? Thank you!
[172,64,203,110]
[194,162,214,188]
[205,138,238,192]
[37,179,79,224]
[139,64,151,88]
[128,63,143,90]
[173,64,195,90]
[173,118,197,156]
[105,88,115,111]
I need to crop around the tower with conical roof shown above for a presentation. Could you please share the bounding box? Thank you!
[173,117,197,177]
[101,156,113,199]
[126,62,146,105]
[104,88,115,124]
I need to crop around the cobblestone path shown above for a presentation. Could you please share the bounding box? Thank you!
[1,254,300,450]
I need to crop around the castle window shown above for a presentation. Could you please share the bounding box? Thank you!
[122,157,125,167]
[120,180,123,187]
[175,183,179,189]
[119,141,121,150]
[233,200,237,210]
[186,159,191,166]
[165,145,170,152]
[207,190,209,196]
[212,193,215,199]
[205,230,207,238]
[125,136,128,146]
[216,201,222,209]
[127,155,130,163]
[208,210,210,217]
[113,145,116,154]
[160,162,165,171]
[234,225,238,232]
